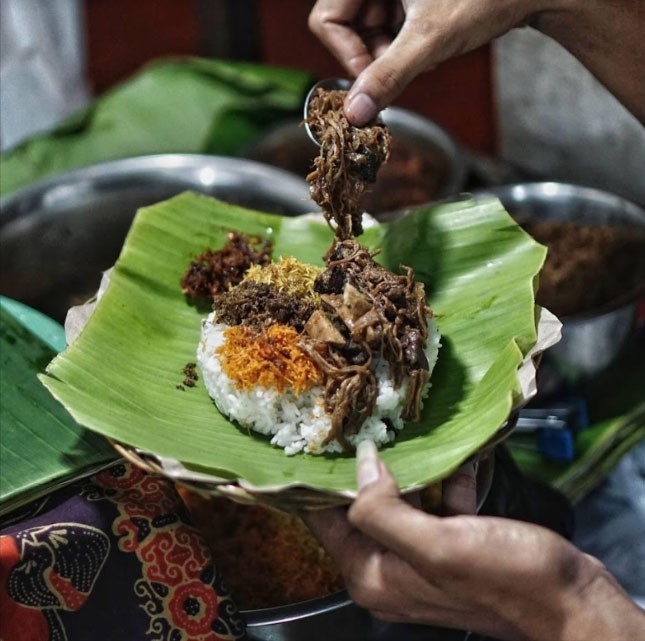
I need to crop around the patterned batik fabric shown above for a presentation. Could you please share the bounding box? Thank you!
[0,461,246,641]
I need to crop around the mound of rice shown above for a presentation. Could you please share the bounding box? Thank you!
[197,311,441,455]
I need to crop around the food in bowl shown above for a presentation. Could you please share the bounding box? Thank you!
[520,219,645,317]
[179,489,344,610]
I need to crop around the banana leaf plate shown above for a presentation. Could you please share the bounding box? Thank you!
[39,192,559,509]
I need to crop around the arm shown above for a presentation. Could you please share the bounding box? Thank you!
[308,0,645,125]
[302,441,645,641]
[535,1,645,124]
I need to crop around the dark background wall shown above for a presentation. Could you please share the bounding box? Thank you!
[83,0,497,154]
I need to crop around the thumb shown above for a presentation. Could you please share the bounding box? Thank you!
[441,459,478,516]
[344,22,435,125]
[349,441,447,569]
[349,441,423,536]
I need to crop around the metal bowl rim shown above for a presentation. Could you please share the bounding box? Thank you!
[242,106,469,199]
[472,181,645,225]
[0,153,313,217]
[472,181,645,320]
[242,589,352,626]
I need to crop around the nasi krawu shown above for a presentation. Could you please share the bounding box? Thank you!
[184,87,440,455]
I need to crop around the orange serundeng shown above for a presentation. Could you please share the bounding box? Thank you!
[217,324,322,394]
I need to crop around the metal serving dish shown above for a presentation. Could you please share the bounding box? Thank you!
[245,593,466,641]
[0,154,315,323]
[473,182,645,385]
[243,107,468,217]
[0,154,471,641]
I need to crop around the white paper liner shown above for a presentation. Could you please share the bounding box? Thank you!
[518,306,562,401]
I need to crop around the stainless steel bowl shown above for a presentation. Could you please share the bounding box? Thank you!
[473,182,645,385]
[0,154,315,323]
[243,107,468,216]
[244,593,466,641]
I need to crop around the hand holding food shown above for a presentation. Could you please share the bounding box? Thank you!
[303,440,645,641]
[309,0,645,125]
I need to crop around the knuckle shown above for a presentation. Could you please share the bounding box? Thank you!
[347,492,380,527]
[346,579,378,610]
[375,64,406,98]
[308,6,335,36]
[307,10,323,36]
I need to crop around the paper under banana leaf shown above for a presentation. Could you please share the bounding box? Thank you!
[0,298,116,517]
[0,58,312,197]
[40,193,547,504]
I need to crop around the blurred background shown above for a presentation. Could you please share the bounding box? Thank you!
[2,0,644,206]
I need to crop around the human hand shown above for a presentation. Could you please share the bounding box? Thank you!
[302,441,645,641]
[308,0,548,125]
[310,0,645,125]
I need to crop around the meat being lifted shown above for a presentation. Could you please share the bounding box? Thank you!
[305,87,391,238]
[192,86,440,455]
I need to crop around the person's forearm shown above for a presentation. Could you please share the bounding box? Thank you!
[309,0,645,126]
[535,0,645,123]
[550,564,645,641]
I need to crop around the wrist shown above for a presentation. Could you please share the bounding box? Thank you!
[556,561,645,641]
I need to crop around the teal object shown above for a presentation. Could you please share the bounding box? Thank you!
[0,298,117,517]
[0,296,66,352]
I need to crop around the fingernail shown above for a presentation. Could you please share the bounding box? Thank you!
[345,92,378,126]
[356,440,380,489]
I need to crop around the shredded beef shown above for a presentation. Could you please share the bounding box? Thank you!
[305,88,391,239]
[304,239,430,443]
[300,86,432,447]
[214,281,315,332]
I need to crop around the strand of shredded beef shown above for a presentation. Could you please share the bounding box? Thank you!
[305,88,391,239]
[305,239,431,445]
[301,86,432,447]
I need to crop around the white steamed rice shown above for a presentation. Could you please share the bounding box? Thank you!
[197,311,441,455]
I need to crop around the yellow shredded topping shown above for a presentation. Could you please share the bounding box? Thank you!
[243,256,322,305]
[217,324,322,393]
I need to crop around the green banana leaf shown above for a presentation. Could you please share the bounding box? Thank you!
[39,193,546,502]
[0,58,312,197]
[0,298,117,517]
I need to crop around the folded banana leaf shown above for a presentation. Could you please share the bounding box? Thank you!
[0,58,312,197]
[0,298,117,517]
[39,193,547,504]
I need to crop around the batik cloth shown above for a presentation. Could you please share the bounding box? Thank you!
[0,461,246,641]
